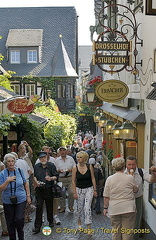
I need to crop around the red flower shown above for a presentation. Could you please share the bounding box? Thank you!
[102,140,107,146]
[115,154,121,158]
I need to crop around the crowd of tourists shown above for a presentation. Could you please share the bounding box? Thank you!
[0,131,156,240]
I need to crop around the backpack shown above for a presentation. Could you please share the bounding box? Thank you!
[138,168,144,182]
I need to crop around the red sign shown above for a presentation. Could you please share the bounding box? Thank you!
[7,99,34,114]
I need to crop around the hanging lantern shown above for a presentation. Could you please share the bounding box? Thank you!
[93,111,101,123]
[112,123,122,139]
[86,86,95,102]
[105,120,115,134]
[98,115,108,127]
[120,122,136,140]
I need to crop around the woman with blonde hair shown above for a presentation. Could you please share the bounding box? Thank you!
[103,157,138,240]
[72,151,97,234]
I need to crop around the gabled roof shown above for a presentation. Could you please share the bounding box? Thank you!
[6,29,43,47]
[0,7,77,77]
[51,37,77,77]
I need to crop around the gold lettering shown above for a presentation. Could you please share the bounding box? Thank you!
[95,42,129,51]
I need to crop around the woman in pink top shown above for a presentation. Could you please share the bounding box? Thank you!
[103,157,138,240]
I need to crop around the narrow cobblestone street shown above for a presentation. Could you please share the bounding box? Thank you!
[0,199,112,240]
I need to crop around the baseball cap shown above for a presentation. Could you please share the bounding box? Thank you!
[58,146,67,151]
[38,151,47,158]
[89,158,96,165]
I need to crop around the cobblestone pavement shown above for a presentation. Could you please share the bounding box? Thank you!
[0,199,112,240]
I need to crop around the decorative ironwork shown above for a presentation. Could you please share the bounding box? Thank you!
[92,0,142,74]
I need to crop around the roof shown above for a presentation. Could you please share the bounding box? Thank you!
[6,29,43,47]
[0,86,18,101]
[101,102,145,123]
[51,37,78,77]
[0,7,77,77]
[28,113,48,125]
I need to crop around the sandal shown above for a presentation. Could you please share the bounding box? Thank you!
[59,208,65,213]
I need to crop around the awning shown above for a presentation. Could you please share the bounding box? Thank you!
[28,113,48,125]
[101,103,145,123]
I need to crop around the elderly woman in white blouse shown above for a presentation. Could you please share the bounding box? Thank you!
[103,157,138,240]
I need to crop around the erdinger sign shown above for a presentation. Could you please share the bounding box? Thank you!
[7,98,34,114]
[95,80,129,103]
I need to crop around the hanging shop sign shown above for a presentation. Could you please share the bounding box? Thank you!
[7,98,34,114]
[92,31,131,73]
[95,80,129,103]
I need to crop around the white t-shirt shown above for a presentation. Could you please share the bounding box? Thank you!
[15,158,30,180]
[55,155,76,177]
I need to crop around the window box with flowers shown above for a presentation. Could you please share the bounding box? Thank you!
[87,76,103,107]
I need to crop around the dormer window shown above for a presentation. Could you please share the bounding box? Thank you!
[10,50,20,63]
[27,50,37,63]
[6,29,43,64]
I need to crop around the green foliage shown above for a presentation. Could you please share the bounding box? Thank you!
[0,114,20,136]
[69,102,95,118]
[0,71,16,90]
[0,114,44,161]
[35,100,77,150]
[18,115,45,161]
[107,142,114,161]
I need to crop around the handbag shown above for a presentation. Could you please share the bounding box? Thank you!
[52,181,66,198]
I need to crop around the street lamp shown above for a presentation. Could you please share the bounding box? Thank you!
[105,120,115,134]
[93,111,101,123]
[98,114,108,127]
[86,86,95,103]
[120,121,136,140]
[112,123,122,139]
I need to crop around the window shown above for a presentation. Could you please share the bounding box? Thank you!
[10,51,20,63]
[25,84,35,96]
[27,50,37,63]
[58,84,65,98]
[149,120,156,209]
[146,0,156,15]
[68,84,74,98]
[11,85,20,95]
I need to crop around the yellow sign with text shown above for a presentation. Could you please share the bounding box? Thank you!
[95,80,129,103]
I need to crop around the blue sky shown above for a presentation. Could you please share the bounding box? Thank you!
[0,0,95,45]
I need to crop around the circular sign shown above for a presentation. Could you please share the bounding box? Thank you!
[42,226,52,236]
[95,80,129,103]
[7,98,34,114]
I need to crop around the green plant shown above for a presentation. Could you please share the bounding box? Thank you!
[107,141,114,161]
[18,115,45,162]
[0,114,20,136]
[35,99,77,150]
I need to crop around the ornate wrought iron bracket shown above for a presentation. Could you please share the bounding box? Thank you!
[93,1,143,75]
